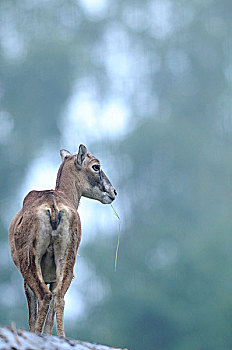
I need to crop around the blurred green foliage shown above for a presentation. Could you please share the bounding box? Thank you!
[1,1,232,350]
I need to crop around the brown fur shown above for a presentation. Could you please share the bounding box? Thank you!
[8,145,116,337]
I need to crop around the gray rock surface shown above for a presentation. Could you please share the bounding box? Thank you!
[0,325,128,350]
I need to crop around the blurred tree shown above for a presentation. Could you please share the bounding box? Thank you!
[77,119,232,350]
[69,1,232,350]
[1,1,232,350]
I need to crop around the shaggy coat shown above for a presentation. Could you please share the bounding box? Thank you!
[8,145,117,337]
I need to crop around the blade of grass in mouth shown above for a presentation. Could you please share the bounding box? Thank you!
[111,204,121,272]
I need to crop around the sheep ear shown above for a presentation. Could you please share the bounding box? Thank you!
[76,144,87,166]
[60,149,71,161]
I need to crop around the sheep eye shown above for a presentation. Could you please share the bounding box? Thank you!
[92,164,100,171]
[46,209,50,216]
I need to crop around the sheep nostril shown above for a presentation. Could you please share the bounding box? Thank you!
[114,189,117,196]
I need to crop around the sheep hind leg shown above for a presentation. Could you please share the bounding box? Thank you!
[24,281,37,332]
[53,266,74,337]
[24,267,52,334]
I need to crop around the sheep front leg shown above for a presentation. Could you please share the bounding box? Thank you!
[35,292,52,334]
[44,282,56,335]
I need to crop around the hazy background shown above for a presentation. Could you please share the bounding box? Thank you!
[1,0,232,349]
